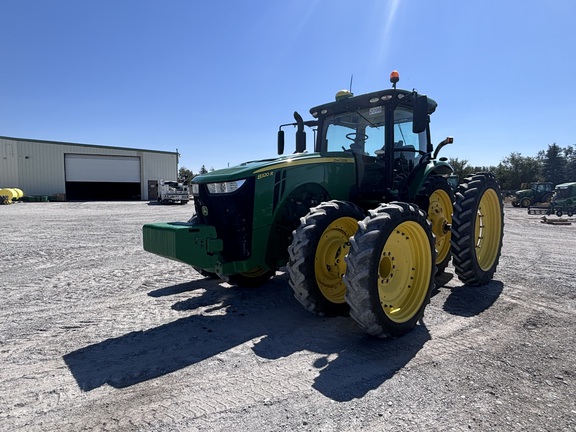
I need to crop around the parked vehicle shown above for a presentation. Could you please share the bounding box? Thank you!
[512,182,553,207]
[157,180,190,204]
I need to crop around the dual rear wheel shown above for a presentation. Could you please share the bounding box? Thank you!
[344,203,436,337]
[288,173,504,337]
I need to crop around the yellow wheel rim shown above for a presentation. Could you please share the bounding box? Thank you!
[428,188,453,266]
[314,217,359,304]
[240,268,268,278]
[475,189,502,271]
[377,221,432,323]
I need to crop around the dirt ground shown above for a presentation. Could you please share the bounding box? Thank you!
[1,200,575,431]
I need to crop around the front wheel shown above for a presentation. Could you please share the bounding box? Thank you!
[451,173,504,286]
[287,200,364,316]
[345,202,436,338]
[520,197,531,208]
[228,268,275,288]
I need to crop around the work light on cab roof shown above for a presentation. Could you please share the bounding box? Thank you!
[335,70,400,101]
[390,70,400,88]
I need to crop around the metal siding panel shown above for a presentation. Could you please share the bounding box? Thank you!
[64,154,141,182]
[18,140,66,195]
[0,139,19,187]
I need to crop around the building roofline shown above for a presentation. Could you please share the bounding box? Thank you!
[0,135,179,156]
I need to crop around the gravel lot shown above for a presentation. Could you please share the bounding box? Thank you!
[1,201,575,431]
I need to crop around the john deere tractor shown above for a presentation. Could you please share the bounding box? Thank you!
[512,181,554,208]
[143,71,504,338]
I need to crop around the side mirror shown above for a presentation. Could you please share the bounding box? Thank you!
[412,95,428,134]
[277,130,285,155]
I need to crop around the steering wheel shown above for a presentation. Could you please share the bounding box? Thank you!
[345,132,369,142]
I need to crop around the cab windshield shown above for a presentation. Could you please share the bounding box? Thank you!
[554,187,572,199]
[323,106,427,159]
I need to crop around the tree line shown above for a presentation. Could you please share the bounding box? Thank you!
[449,143,576,191]
[178,143,576,192]
[177,165,212,184]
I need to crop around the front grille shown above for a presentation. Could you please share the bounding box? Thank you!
[193,178,255,261]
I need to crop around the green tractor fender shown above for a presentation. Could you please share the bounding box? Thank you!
[405,159,454,203]
[256,158,357,270]
[263,182,332,270]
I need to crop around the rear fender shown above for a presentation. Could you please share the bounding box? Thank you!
[406,160,453,202]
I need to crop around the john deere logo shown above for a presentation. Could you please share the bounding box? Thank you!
[201,206,209,216]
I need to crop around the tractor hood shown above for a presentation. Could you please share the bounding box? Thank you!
[192,152,350,184]
[514,189,532,197]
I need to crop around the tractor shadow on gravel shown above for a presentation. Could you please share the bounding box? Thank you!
[63,274,429,401]
[440,279,504,317]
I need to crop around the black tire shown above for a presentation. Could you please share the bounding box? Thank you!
[287,200,365,316]
[520,197,531,208]
[451,173,504,286]
[417,176,454,275]
[344,202,436,338]
[228,268,275,288]
[192,266,220,280]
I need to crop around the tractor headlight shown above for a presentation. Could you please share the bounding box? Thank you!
[206,179,246,194]
[191,184,199,195]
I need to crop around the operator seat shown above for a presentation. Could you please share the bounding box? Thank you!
[394,140,416,170]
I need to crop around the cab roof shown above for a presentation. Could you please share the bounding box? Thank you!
[309,88,437,118]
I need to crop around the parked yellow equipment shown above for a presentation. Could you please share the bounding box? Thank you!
[0,188,24,204]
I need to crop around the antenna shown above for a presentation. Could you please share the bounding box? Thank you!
[349,74,354,93]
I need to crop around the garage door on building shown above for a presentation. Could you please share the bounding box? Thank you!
[64,154,141,200]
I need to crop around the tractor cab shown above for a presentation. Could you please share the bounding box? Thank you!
[307,71,447,202]
[552,182,576,204]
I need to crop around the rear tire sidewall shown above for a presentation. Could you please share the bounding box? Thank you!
[451,173,504,286]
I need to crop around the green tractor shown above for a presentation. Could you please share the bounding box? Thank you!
[143,71,504,338]
[511,181,554,208]
[529,182,576,217]
[551,182,576,217]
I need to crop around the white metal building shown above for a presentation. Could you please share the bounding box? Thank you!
[0,136,179,201]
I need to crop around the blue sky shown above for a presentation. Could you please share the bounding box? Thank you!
[2,0,575,174]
